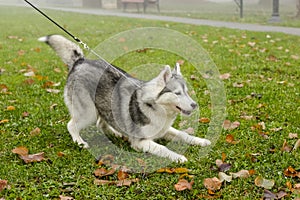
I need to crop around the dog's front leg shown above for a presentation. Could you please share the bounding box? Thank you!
[130,139,188,163]
[165,127,211,146]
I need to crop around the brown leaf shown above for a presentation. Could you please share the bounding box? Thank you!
[203,177,222,191]
[30,127,41,136]
[57,152,65,157]
[225,134,240,144]
[156,167,189,174]
[284,166,300,178]
[6,106,15,111]
[219,73,231,80]
[0,84,9,93]
[117,170,129,180]
[221,152,226,162]
[0,180,8,192]
[288,133,298,139]
[232,82,244,88]
[19,152,45,163]
[199,117,210,123]
[230,170,250,178]
[22,112,30,118]
[254,176,274,189]
[59,195,74,200]
[115,179,139,187]
[281,139,292,152]
[46,89,60,94]
[94,179,114,186]
[174,179,194,191]
[0,119,9,124]
[222,120,240,130]
[12,146,29,156]
[94,168,116,177]
[293,139,300,151]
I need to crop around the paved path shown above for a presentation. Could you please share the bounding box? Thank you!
[44,7,300,36]
[4,3,300,36]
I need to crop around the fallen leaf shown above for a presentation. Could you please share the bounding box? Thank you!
[46,89,60,94]
[203,177,222,191]
[199,117,210,123]
[230,170,250,178]
[240,115,254,120]
[284,166,300,178]
[176,60,185,65]
[218,172,232,182]
[0,119,9,124]
[232,82,244,88]
[225,134,240,144]
[6,106,15,111]
[59,195,74,200]
[293,139,300,151]
[0,84,9,93]
[0,180,8,192]
[281,139,292,152]
[94,178,139,187]
[12,146,29,156]
[22,112,30,118]
[156,167,189,174]
[174,179,194,191]
[23,71,35,77]
[219,73,231,80]
[288,133,298,139]
[30,127,41,136]
[222,120,240,130]
[254,176,274,189]
[263,190,277,200]
[221,152,226,162]
[19,152,45,163]
[117,170,129,180]
[270,127,283,132]
[57,152,65,157]
[94,168,116,177]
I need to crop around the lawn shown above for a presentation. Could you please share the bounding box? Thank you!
[0,5,299,199]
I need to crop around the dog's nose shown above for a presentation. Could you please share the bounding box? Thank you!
[191,102,197,109]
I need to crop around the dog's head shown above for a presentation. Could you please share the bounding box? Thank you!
[141,63,197,116]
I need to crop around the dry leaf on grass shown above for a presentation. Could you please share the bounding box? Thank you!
[222,120,240,130]
[281,139,292,152]
[94,168,116,177]
[254,176,274,189]
[12,146,45,163]
[203,177,222,191]
[230,170,250,179]
[174,179,194,191]
[59,195,74,200]
[117,170,129,180]
[283,166,300,178]
[12,146,28,156]
[0,180,8,192]
[19,152,45,163]
[218,172,232,183]
[156,167,189,174]
[293,139,300,151]
[225,134,240,144]
[288,133,298,139]
[199,117,210,123]
[94,178,139,187]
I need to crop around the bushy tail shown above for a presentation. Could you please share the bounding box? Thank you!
[38,35,84,69]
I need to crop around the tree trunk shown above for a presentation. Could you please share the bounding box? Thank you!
[296,0,300,18]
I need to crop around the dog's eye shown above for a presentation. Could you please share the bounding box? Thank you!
[175,92,182,96]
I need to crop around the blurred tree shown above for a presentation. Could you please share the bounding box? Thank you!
[296,0,300,17]
[82,0,102,8]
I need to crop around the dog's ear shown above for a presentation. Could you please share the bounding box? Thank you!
[173,63,182,76]
[157,65,172,87]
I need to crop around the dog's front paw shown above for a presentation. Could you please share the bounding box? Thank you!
[190,137,211,146]
[170,154,188,163]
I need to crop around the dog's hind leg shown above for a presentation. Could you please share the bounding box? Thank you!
[130,139,188,163]
[66,95,98,148]
[164,127,211,146]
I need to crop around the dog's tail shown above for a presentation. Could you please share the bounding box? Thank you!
[38,35,84,69]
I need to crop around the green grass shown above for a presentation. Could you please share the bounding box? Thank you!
[0,6,299,199]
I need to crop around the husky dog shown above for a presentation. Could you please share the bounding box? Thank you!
[38,35,211,162]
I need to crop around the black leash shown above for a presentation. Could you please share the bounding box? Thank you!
[23,0,142,88]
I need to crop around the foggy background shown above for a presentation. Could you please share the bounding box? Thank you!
[0,0,299,22]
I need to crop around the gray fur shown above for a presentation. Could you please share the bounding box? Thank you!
[39,34,211,163]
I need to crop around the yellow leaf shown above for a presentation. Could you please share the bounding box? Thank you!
[6,106,15,111]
